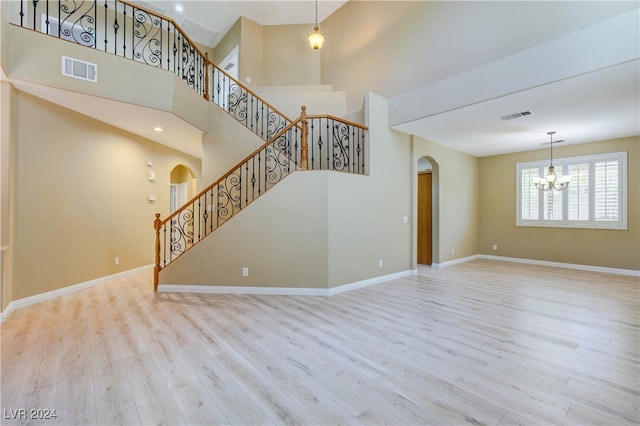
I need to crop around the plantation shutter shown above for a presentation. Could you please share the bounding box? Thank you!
[594,159,619,222]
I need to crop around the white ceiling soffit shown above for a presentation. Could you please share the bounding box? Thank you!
[8,78,204,159]
[390,8,640,157]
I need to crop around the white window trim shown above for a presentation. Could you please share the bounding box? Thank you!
[516,151,627,230]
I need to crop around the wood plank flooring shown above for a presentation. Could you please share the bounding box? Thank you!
[1,259,638,425]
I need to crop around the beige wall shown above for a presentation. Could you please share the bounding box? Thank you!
[6,25,209,132]
[0,81,14,312]
[413,136,480,266]
[320,1,640,114]
[239,17,264,87]
[159,171,330,288]
[262,24,321,87]
[212,19,320,90]
[212,18,241,67]
[479,136,640,270]
[201,103,266,185]
[6,88,200,304]
[327,93,413,287]
[160,92,414,289]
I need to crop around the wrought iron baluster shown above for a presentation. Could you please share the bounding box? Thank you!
[202,194,209,237]
[216,184,221,227]
[32,0,37,31]
[244,162,249,206]
[197,198,201,241]
[261,104,266,140]
[251,155,256,201]
[45,0,49,35]
[361,129,366,174]
[103,0,108,51]
[93,0,97,48]
[326,118,330,169]
[208,188,214,233]
[20,0,24,27]
[248,93,253,130]
[294,127,299,169]
[112,0,119,55]
[162,222,167,266]
[122,4,127,57]
[160,16,164,71]
[351,126,356,173]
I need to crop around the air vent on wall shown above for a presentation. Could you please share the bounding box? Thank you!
[61,56,97,82]
[500,110,532,121]
[223,62,236,71]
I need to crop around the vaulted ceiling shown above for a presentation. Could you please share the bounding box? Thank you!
[4,1,638,159]
[132,0,639,157]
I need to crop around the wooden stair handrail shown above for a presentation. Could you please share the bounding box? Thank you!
[208,62,295,125]
[158,117,303,229]
[153,109,368,290]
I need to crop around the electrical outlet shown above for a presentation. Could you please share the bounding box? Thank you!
[492,244,498,251]
[451,248,455,255]
[379,259,384,268]
[114,257,120,265]
[242,267,248,277]
[403,216,408,224]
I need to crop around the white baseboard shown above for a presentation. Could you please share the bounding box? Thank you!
[432,254,639,277]
[475,254,640,277]
[0,264,153,323]
[432,255,481,269]
[158,269,417,296]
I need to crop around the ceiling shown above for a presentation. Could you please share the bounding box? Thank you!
[134,0,347,47]
[392,60,639,157]
[3,1,638,159]
[125,1,639,158]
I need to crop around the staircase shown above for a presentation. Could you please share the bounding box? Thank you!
[12,0,368,290]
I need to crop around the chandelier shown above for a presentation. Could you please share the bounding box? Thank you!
[533,131,571,191]
[308,0,324,50]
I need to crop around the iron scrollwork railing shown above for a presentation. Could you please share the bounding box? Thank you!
[306,115,367,174]
[154,120,303,289]
[14,0,208,97]
[210,64,292,143]
[153,108,368,290]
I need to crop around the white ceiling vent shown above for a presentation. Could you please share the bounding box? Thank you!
[62,56,97,83]
[500,110,532,121]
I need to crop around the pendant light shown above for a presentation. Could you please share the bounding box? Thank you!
[308,0,324,50]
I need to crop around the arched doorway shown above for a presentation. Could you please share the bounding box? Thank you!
[417,156,439,266]
[170,164,196,213]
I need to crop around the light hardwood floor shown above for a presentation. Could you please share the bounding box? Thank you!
[1,259,638,425]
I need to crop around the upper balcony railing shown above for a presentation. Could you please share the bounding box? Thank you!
[11,0,303,142]
[13,0,209,97]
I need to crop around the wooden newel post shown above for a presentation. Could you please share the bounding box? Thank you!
[153,213,162,292]
[204,52,210,102]
[300,105,308,170]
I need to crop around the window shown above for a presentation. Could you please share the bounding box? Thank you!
[516,151,627,229]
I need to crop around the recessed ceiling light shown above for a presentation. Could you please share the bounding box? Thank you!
[174,4,183,12]
[153,127,163,132]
